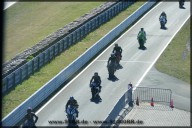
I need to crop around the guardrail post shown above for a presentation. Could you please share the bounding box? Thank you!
[12,72,16,88]
[6,77,8,92]
[31,60,34,75]
[81,26,84,38]
[128,83,133,107]
[37,56,40,69]
[53,46,55,58]
[73,31,76,44]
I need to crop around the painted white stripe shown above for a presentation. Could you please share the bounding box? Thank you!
[36,2,163,114]
[4,2,17,10]
[96,60,152,64]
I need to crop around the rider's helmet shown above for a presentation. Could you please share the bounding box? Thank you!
[161,11,166,16]
[115,43,118,47]
[141,28,144,31]
[94,72,98,76]
[27,107,32,113]
[70,96,74,100]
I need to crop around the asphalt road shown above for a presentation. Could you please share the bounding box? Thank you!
[35,1,190,127]
[139,66,190,112]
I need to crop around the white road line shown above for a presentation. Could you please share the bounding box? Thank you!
[36,2,164,114]
[4,2,17,10]
[96,60,152,64]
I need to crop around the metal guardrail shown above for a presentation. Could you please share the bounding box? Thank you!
[2,1,157,126]
[2,0,135,94]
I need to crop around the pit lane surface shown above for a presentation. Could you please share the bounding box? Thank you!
[35,2,190,126]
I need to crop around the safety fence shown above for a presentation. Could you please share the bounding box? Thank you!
[100,86,172,127]
[2,0,135,95]
[133,87,172,104]
[2,1,157,126]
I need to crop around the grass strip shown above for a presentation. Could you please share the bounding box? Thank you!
[155,18,190,84]
[3,2,104,62]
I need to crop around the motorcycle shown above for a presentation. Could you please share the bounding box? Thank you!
[22,120,36,128]
[179,0,185,8]
[107,61,116,78]
[66,106,78,124]
[90,82,100,99]
[115,51,121,66]
[159,15,167,29]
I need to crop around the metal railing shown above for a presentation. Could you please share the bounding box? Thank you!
[133,87,172,103]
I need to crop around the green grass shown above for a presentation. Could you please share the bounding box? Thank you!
[155,19,190,84]
[2,1,146,118]
[3,2,104,62]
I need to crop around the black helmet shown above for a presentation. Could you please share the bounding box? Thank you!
[162,11,166,15]
[94,72,98,76]
[70,96,74,100]
[115,44,118,47]
[27,107,32,113]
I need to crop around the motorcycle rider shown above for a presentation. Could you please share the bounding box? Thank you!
[179,0,185,8]
[90,72,102,100]
[137,28,147,50]
[65,97,79,113]
[23,107,38,127]
[107,53,117,78]
[66,105,79,124]
[159,11,167,29]
[112,43,122,60]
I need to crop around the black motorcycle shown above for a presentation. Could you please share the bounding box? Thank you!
[90,82,100,99]
[115,51,121,66]
[159,15,167,29]
[107,62,116,79]
[22,120,36,128]
[66,106,78,124]
[179,0,185,8]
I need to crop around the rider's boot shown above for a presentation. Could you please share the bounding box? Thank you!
[108,73,111,79]
[99,86,101,92]
[91,91,94,100]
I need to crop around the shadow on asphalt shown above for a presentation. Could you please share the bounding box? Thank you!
[90,95,102,104]
[108,75,119,82]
